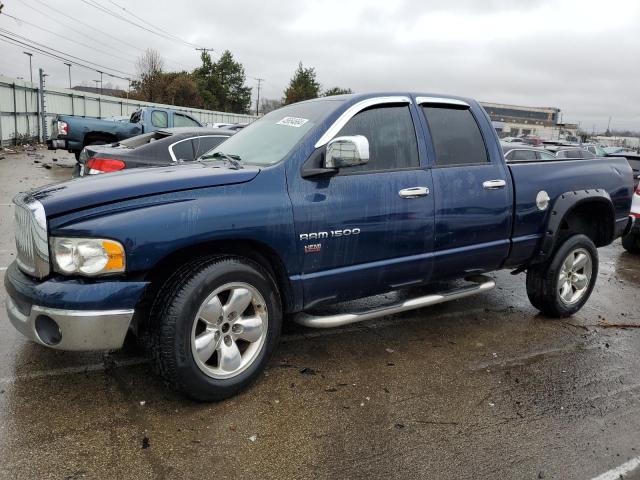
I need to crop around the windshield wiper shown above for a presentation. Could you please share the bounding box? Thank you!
[200,151,243,169]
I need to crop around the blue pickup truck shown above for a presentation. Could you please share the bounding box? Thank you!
[6,93,633,400]
[47,107,202,158]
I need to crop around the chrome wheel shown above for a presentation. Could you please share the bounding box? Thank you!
[191,282,268,379]
[557,247,592,306]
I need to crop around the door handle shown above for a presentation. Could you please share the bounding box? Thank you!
[482,179,506,190]
[399,187,430,198]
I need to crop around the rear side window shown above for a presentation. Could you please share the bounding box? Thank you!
[335,105,419,172]
[537,151,557,161]
[174,113,200,127]
[151,110,168,128]
[171,138,195,161]
[422,106,489,166]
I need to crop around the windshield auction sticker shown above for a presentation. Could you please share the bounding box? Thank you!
[276,117,309,127]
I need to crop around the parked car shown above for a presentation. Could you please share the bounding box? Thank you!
[622,185,640,253]
[501,143,557,162]
[546,146,597,159]
[75,127,235,176]
[502,136,525,143]
[5,93,633,401]
[582,143,608,157]
[47,107,203,159]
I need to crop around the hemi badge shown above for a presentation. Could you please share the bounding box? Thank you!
[304,244,322,253]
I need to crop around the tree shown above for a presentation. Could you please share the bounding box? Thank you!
[193,50,252,113]
[283,62,320,105]
[260,98,283,114]
[165,72,202,108]
[323,87,353,96]
[133,48,164,102]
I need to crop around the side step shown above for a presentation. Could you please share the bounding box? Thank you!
[293,275,495,329]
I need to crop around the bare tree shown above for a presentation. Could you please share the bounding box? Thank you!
[134,48,165,102]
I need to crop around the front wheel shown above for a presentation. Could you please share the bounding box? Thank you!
[526,234,598,317]
[148,256,282,401]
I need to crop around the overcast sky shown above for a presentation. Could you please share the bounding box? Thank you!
[1,0,638,131]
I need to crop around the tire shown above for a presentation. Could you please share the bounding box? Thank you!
[148,256,282,401]
[71,163,81,178]
[622,232,640,254]
[526,234,598,317]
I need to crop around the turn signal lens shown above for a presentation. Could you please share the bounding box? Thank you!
[51,237,126,276]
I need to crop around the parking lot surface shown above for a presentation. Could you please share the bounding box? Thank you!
[0,147,639,480]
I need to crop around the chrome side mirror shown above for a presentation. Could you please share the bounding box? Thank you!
[324,135,370,169]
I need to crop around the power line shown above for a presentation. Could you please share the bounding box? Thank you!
[107,0,208,51]
[0,31,132,81]
[0,28,134,77]
[20,0,192,71]
[79,0,205,49]
[0,11,138,67]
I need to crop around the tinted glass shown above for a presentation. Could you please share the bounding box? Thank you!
[510,149,538,161]
[151,110,168,128]
[537,151,557,161]
[171,139,194,161]
[193,136,227,157]
[205,99,341,166]
[334,105,419,172]
[174,113,200,127]
[422,106,489,166]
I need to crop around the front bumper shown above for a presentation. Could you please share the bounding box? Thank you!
[6,297,133,350]
[4,262,149,351]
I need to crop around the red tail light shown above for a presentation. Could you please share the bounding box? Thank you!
[86,158,126,173]
[635,183,640,195]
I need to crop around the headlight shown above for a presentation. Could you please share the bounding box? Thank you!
[51,237,125,276]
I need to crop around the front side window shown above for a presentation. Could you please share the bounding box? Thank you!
[423,106,489,166]
[151,110,168,128]
[174,113,200,127]
[508,149,537,161]
[333,105,419,172]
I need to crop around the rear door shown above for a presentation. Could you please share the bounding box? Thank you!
[418,98,513,278]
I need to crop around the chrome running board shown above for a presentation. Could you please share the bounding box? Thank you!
[293,275,495,329]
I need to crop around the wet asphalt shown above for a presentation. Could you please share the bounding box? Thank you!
[0,147,639,480]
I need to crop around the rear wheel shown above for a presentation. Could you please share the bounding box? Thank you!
[526,234,598,317]
[148,256,282,401]
[622,232,640,254]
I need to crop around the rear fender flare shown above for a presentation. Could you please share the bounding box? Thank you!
[532,189,614,264]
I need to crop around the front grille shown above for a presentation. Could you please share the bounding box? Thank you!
[13,193,49,279]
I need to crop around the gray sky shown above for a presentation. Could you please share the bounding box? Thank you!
[1,0,638,131]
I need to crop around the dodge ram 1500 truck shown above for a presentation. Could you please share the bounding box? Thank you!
[5,93,633,401]
[47,107,203,159]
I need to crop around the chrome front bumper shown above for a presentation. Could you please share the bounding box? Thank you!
[6,296,134,351]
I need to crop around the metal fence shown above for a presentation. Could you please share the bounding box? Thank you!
[0,75,257,146]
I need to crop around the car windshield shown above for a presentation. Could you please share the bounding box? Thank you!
[200,99,342,166]
[118,131,172,149]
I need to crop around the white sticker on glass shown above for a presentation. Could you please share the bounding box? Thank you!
[276,117,309,128]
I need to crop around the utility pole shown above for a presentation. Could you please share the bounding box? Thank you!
[64,63,72,89]
[38,68,47,142]
[255,77,264,116]
[23,52,33,83]
[195,47,214,58]
[96,70,103,95]
[606,116,612,135]
[126,78,131,101]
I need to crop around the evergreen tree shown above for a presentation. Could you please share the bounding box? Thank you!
[283,62,320,105]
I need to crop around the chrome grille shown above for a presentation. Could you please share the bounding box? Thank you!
[13,193,49,278]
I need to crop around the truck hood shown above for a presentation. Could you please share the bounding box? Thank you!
[28,163,261,217]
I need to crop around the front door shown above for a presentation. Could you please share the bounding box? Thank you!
[288,102,435,308]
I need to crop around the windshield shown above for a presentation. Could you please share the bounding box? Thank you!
[201,99,342,166]
[119,131,172,149]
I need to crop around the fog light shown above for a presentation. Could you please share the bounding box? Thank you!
[35,315,62,346]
